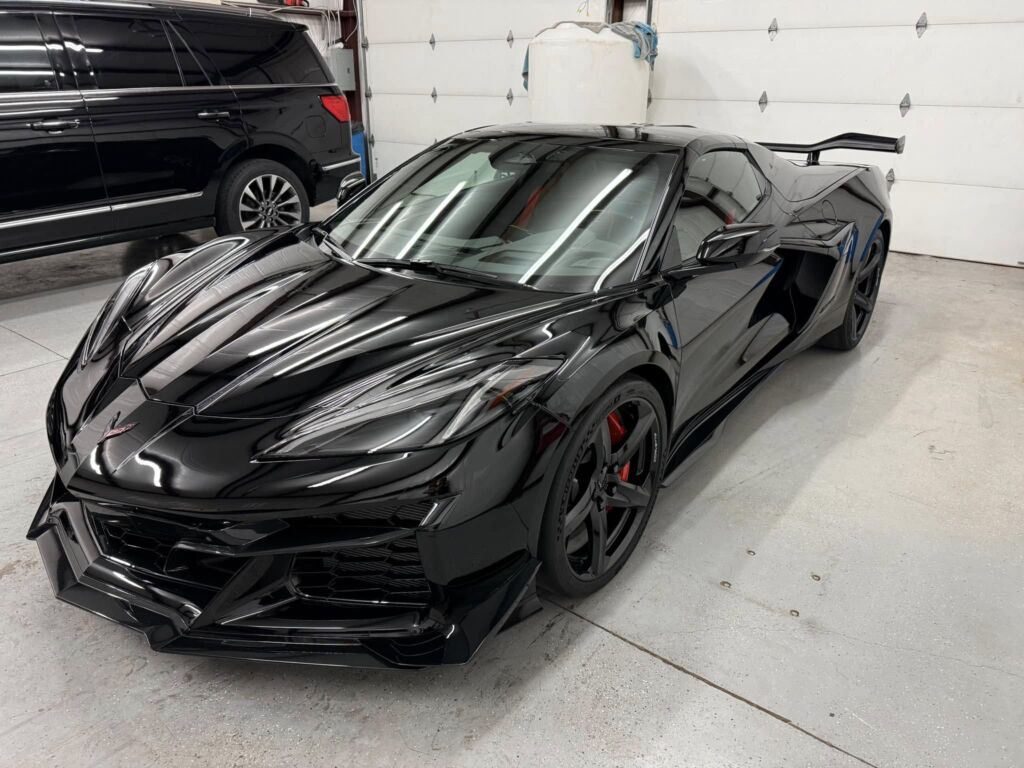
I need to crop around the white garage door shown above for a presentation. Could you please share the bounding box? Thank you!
[648,0,1024,267]
[359,0,606,176]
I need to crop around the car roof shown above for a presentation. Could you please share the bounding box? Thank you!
[1,0,297,25]
[456,123,742,151]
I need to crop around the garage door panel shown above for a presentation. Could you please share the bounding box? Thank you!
[428,0,601,39]
[366,95,436,146]
[431,41,524,95]
[431,95,528,139]
[372,140,431,177]
[366,44,435,94]
[890,182,1024,266]
[654,26,1024,108]
[362,1,435,43]
[655,0,1024,32]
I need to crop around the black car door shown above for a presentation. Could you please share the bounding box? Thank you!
[665,148,786,423]
[0,12,109,261]
[54,11,246,230]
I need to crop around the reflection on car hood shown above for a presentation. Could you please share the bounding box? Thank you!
[117,231,570,418]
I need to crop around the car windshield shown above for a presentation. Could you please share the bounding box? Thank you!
[323,138,675,292]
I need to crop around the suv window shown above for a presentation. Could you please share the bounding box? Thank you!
[70,16,181,89]
[674,150,766,261]
[0,15,57,93]
[183,19,328,86]
[166,21,217,87]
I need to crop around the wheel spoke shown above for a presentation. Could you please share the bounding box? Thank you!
[594,419,612,469]
[612,408,655,465]
[607,479,651,509]
[853,291,874,311]
[860,248,881,277]
[564,493,593,540]
[588,504,608,575]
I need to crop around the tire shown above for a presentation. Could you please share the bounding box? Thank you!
[538,375,667,598]
[215,159,309,236]
[817,230,887,351]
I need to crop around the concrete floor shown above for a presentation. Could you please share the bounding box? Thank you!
[0,236,1021,767]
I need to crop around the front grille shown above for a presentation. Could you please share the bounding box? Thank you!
[324,499,437,529]
[88,510,238,589]
[291,536,431,606]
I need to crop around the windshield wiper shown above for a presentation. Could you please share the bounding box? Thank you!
[358,257,534,290]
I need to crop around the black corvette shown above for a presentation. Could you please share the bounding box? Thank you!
[28,124,901,668]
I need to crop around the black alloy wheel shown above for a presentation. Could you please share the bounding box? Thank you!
[818,230,887,351]
[540,376,666,597]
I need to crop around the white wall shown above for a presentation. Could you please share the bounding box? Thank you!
[360,0,606,175]
[647,0,1024,267]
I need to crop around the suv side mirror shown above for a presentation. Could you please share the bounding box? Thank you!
[336,172,367,206]
[696,223,779,268]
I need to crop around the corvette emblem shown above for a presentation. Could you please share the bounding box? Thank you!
[100,422,137,441]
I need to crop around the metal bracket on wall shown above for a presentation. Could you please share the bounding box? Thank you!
[361,35,368,49]
[916,12,928,37]
[365,85,372,100]
[368,133,375,147]
[886,169,895,190]
[506,88,514,106]
[431,87,437,102]
[768,18,778,41]
[899,93,912,117]
[759,91,768,112]
[429,33,436,50]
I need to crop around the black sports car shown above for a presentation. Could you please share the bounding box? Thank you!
[28,124,901,668]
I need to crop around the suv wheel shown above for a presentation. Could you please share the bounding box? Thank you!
[216,159,309,235]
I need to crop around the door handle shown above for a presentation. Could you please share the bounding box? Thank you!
[30,119,80,133]
[197,110,230,120]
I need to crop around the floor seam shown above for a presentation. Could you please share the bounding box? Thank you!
[0,358,65,380]
[0,322,68,361]
[554,601,882,768]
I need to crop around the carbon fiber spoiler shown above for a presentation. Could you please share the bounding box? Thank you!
[759,133,905,165]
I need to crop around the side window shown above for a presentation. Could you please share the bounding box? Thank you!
[674,150,765,261]
[70,16,182,89]
[184,19,329,86]
[166,22,218,87]
[0,15,57,93]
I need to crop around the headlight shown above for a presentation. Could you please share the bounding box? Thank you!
[259,358,561,458]
[79,265,151,365]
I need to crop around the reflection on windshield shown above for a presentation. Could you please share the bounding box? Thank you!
[325,138,675,292]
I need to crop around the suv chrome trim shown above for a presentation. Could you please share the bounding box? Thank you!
[322,157,360,172]
[110,191,203,211]
[0,205,109,231]
[0,192,203,230]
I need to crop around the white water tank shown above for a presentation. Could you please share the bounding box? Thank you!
[528,23,650,124]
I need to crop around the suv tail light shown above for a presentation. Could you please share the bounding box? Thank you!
[320,94,351,123]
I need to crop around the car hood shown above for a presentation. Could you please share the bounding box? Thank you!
[116,230,571,418]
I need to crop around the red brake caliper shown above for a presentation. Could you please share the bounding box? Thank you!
[606,410,631,481]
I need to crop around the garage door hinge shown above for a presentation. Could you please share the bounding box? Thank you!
[916,12,928,37]
[899,93,911,116]
[768,18,778,41]
[365,85,372,99]
[506,88,514,106]
[758,91,768,112]
[431,87,437,102]
[885,168,895,189]
[361,35,369,49]
[429,33,436,50]
[507,30,514,47]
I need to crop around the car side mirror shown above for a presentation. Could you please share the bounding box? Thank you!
[336,172,367,206]
[696,223,779,268]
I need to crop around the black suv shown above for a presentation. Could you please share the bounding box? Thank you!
[0,0,358,263]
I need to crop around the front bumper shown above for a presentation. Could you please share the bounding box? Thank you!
[29,479,539,668]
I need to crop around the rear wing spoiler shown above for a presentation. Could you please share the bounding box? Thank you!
[759,133,905,165]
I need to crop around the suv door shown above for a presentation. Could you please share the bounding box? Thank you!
[0,12,109,261]
[665,148,783,422]
[54,10,247,230]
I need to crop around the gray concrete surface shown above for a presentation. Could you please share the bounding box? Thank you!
[0,240,1021,767]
